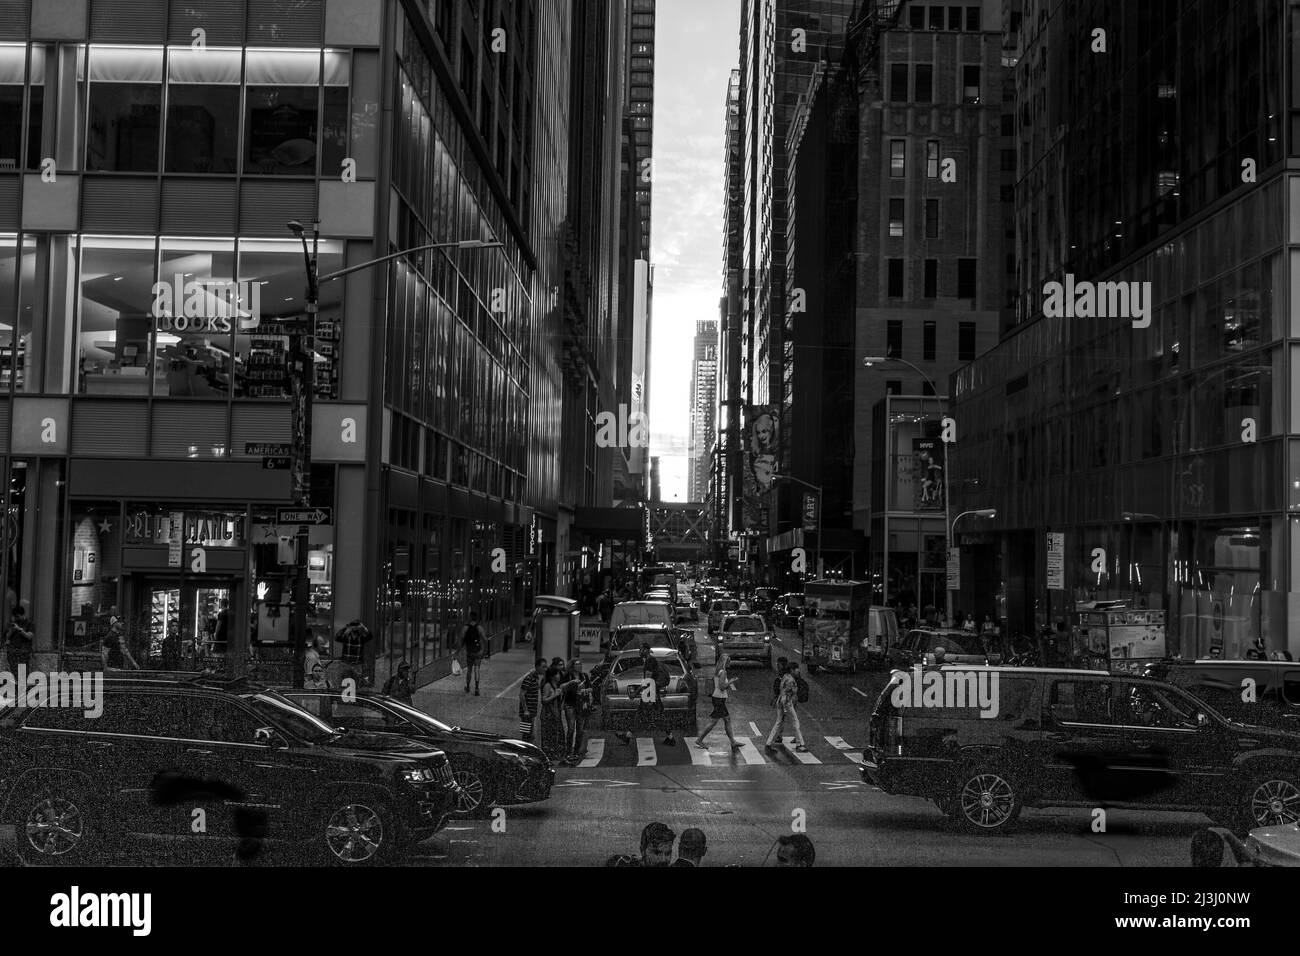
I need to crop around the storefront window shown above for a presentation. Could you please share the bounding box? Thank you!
[154,238,236,397]
[66,501,121,655]
[77,236,157,395]
[164,48,241,174]
[234,239,342,399]
[84,46,163,172]
[0,44,44,170]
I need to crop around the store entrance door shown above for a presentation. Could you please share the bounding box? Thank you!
[128,576,241,670]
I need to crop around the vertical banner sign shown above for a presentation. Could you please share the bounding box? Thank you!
[743,405,779,533]
[1046,532,1065,590]
[802,493,818,533]
[913,439,945,511]
[168,511,184,567]
[946,547,960,591]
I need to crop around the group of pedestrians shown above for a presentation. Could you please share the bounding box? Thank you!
[605,822,814,867]
[519,656,593,764]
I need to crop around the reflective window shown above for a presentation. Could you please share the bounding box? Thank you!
[0,44,44,170]
[153,239,236,397]
[77,237,157,395]
[164,48,240,174]
[84,47,164,172]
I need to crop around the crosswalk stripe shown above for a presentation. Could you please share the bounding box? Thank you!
[685,739,712,766]
[636,738,657,766]
[782,737,821,764]
[577,739,605,768]
[748,721,761,737]
[826,736,865,765]
[733,736,766,765]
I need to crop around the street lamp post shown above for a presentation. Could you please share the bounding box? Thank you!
[863,356,951,618]
[285,221,502,687]
[773,474,822,581]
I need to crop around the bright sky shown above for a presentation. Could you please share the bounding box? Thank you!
[649,0,741,502]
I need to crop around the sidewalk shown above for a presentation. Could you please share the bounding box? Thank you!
[409,619,608,737]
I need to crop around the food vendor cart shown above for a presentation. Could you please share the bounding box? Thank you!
[1071,601,1167,673]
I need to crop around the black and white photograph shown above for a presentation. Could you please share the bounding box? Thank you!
[0,0,1291,937]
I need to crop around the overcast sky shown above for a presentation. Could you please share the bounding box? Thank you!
[648,0,741,502]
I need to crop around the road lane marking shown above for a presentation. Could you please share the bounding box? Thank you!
[782,737,821,764]
[577,738,605,767]
[749,721,761,737]
[826,736,866,765]
[686,739,712,766]
[636,738,657,765]
[733,736,766,765]
[851,687,871,698]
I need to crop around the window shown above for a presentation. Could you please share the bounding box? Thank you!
[957,258,977,298]
[889,198,905,238]
[966,7,982,31]
[85,47,164,172]
[78,237,156,396]
[1001,148,1016,172]
[948,6,962,30]
[909,5,925,29]
[890,140,905,177]
[183,697,264,744]
[886,320,903,359]
[958,321,977,361]
[924,260,938,299]
[1001,113,1015,136]
[923,320,937,359]
[1000,184,1015,203]
[887,259,904,298]
[886,380,902,396]
[925,199,939,238]
[926,140,940,178]
[915,64,933,103]
[153,239,236,397]
[962,65,981,104]
[890,63,909,103]
[0,44,45,170]
[928,6,943,30]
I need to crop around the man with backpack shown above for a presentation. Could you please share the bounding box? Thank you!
[615,642,677,748]
[765,657,809,753]
[458,611,485,695]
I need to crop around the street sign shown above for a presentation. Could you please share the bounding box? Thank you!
[246,442,291,456]
[1046,532,1065,590]
[946,547,960,591]
[276,507,333,525]
[262,456,291,470]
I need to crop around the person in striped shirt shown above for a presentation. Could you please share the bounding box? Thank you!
[518,658,546,741]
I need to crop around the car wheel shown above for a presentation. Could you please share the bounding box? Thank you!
[451,763,496,818]
[953,766,1022,834]
[320,798,393,865]
[1240,774,1300,829]
[19,785,94,864]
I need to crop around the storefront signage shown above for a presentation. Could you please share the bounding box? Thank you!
[802,494,818,533]
[1046,532,1065,590]
[947,547,961,591]
[151,275,261,332]
[167,511,183,567]
[126,510,246,548]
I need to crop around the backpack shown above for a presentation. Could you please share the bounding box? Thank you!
[795,673,810,704]
[652,660,670,693]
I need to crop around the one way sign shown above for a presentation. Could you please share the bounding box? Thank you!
[276,508,333,525]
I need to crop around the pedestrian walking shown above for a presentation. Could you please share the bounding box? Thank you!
[518,658,546,741]
[539,666,566,760]
[605,822,676,867]
[101,611,140,671]
[673,828,707,867]
[562,657,592,764]
[764,657,808,753]
[383,661,414,703]
[598,588,614,625]
[303,632,329,689]
[458,611,485,695]
[695,653,742,750]
[5,607,34,673]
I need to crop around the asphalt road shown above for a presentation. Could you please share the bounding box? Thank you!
[409,623,1204,867]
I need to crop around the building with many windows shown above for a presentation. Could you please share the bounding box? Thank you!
[949,0,1297,659]
[0,0,626,688]
[687,319,717,505]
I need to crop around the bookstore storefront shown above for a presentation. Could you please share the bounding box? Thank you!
[64,499,335,670]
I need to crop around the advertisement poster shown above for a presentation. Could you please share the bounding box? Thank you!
[742,405,779,532]
[912,439,944,511]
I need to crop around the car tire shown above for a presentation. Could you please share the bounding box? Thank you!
[1237,773,1300,830]
[952,766,1022,834]
[16,783,96,864]
[451,762,497,818]
[318,796,396,866]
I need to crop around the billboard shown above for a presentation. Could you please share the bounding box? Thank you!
[742,405,779,532]
[912,439,945,511]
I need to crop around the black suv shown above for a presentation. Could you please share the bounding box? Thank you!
[279,687,554,817]
[1142,659,1300,731]
[0,676,459,865]
[862,666,1300,834]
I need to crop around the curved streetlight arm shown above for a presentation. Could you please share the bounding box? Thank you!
[318,240,504,284]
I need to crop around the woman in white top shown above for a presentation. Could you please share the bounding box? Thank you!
[694,654,743,750]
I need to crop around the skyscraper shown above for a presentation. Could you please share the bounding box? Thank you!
[688,320,719,504]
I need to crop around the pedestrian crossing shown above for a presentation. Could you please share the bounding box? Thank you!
[561,734,868,768]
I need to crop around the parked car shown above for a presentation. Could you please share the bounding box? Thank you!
[598,648,698,733]
[708,598,741,633]
[1142,659,1300,731]
[1,675,459,865]
[718,613,773,667]
[279,688,553,818]
[1191,823,1300,866]
[886,628,988,669]
[775,593,805,628]
[862,665,1300,834]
